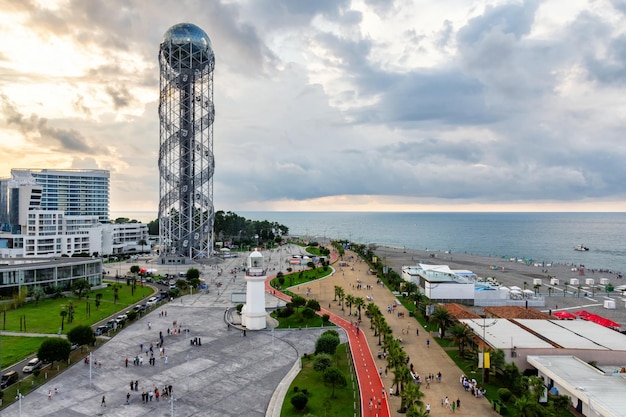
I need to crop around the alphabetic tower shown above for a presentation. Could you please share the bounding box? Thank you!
[242,250,267,330]
[158,23,215,262]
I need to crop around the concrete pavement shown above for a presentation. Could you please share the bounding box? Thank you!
[1,246,346,417]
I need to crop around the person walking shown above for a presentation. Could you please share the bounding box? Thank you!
[126,392,131,404]
[48,390,52,400]
[101,395,106,407]
[426,338,430,348]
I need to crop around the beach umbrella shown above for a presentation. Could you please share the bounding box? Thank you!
[510,289,522,294]
[510,286,522,291]
[523,289,534,295]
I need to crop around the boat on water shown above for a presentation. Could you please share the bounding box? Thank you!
[574,244,589,252]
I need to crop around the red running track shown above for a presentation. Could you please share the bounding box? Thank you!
[264,251,390,417]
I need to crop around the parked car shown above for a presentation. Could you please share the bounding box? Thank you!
[95,325,109,336]
[0,370,19,388]
[22,357,42,373]
[146,296,158,307]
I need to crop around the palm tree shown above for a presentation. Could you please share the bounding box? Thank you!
[333,285,341,301]
[71,278,91,300]
[395,364,412,396]
[138,238,148,253]
[400,378,424,412]
[345,294,355,316]
[31,285,45,306]
[533,283,541,295]
[512,395,543,417]
[112,284,120,305]
[366,302,380,330]
[354,297,365,320]
[431,306,453,338]
[336,287,345,311]
[406,403,430,417]
[60,309,67,331]
[450,323,473,357]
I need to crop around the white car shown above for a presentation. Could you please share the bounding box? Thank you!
[146,296,158,307]
[22,357,42,373]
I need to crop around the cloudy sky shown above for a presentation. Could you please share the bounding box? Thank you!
[1,0,625,214]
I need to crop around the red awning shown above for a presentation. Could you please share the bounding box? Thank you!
[553,311,577,320]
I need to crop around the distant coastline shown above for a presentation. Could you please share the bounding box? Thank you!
[110,210,157,223]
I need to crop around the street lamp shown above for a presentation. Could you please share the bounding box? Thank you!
[16,390,23,416]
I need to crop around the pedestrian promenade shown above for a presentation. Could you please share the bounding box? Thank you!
[0,291,340,417]
[288,249,498,417]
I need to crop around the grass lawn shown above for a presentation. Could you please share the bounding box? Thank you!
[281,344,360,417]
[0,336,51,366]
[271,267,333,292]
[271,308,335,330]
[0,282,153,334]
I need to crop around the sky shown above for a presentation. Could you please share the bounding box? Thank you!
[1,0,626,214]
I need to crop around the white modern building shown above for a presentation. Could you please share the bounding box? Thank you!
[0,168,148,258]
[0,257,103,298]
[402,263,545,307]
[10,168,110,222]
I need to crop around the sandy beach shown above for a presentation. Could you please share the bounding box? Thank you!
[373,245,626,326]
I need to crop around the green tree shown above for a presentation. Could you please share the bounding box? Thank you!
[512,395,543,417]
[345,294,355,316]
[138,238,148,253]
[291,295,306,308]
[313,353,333,372]
[110,283,121,305]
[354,297,365,320]
[406,403,429,417]
[323,366,347,398]
[315,333,340,355]
[302,307,316,324]
[71,278,91,299]
[306,261,315,270]
[450,322,473,357]
[290,392,308,411]
[306,299,321,311]
[95,293,103,309]
[130,265,141,275]
[176,279,188,291]
[400,379,424,412]
[186,268,200,280]
[336,287,345,310]
[550,394,571,417]
[431,306,453,338]
[59,308,67,330]
[31,285,45,306]
[38,338,71,366]
[67,324,95,348]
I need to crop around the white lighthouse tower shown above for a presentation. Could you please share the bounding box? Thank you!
[241,249,267,330]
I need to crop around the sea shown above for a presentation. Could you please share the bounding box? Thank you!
[112,211,626,274]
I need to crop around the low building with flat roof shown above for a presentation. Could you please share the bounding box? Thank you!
[460,318,626,369]
[0,257,102,298]
[528,355,626,417]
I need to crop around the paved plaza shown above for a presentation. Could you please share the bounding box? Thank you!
[2,246,347,417]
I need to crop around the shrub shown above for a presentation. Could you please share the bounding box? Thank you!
[127,311,138,321]
[315,333,340,355]
[322,314,330,323]
[313,353,333,372]
[498,388,513,403]
[293,386,299,392]
[290,392,308,411]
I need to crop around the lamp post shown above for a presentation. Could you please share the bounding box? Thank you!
[16,390,23,417]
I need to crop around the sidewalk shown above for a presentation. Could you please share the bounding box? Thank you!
[290,249,498,416]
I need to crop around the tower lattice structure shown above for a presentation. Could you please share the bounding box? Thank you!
[158,23,215,260]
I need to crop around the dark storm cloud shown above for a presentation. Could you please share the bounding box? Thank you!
[0,95,108,155]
